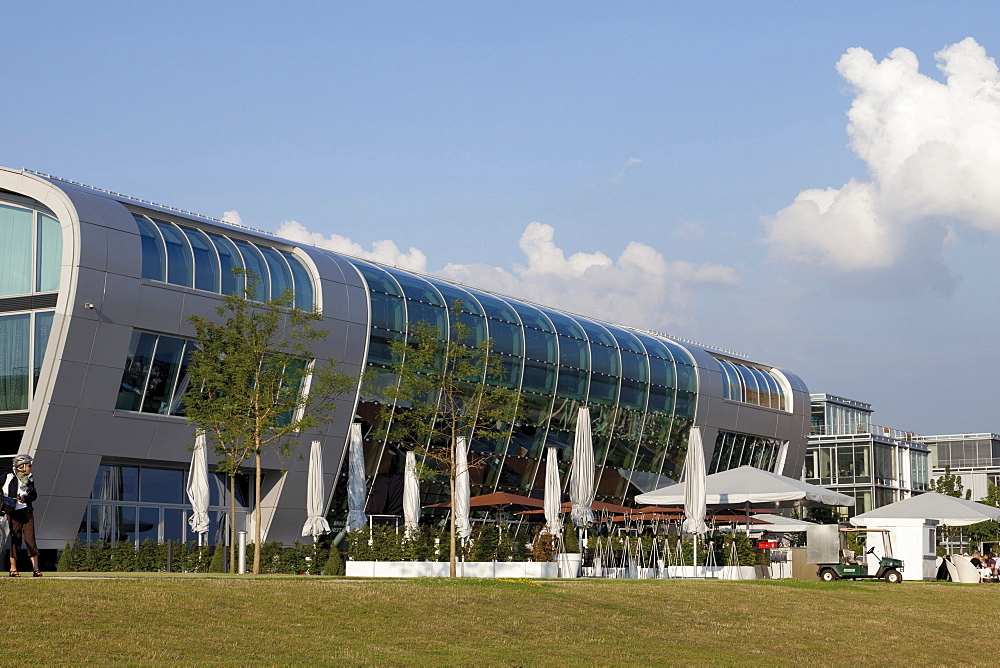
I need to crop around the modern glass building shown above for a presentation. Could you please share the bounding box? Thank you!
[805,394,930,515]
[0,167,811,556]
[918,433,1000,501]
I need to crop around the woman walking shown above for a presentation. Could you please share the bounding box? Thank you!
[5,455,40,577]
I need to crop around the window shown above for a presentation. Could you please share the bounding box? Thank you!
[152,219,194,287]
[0,204,63,297]
[0,310,55,412]
[116,332,194,416]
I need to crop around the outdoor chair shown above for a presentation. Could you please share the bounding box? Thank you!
[943,557,961,583]
[950,555,983,583]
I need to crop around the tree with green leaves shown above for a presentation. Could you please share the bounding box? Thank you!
[375,302,521,577]
[184,271,355,574]
[930,466,965,498]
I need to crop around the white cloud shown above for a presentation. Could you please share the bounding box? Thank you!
[221,210,244,226]
[671,221,707,240]
[437,222,738,329]
[275,220,428,271]
[272,220,738,331]
[611,157,642,184]
[765,38,1000,279]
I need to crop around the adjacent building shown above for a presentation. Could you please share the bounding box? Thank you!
[918,433,1000,500]
[0,167,812,559]
[804,393,930,516]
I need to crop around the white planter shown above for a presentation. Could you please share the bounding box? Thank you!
[557,553,582,578]
[345,560,558,579]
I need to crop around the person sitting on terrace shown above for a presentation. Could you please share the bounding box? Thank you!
[970,552,983,568]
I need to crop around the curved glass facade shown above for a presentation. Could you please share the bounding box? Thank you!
[716,357,787,410]
[325,251,702,513]
[132,214,314,310]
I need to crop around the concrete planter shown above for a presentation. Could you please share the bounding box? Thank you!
[346,560,559,579]
[557,553,582,578]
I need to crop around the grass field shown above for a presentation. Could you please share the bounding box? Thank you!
[2,575,992,665]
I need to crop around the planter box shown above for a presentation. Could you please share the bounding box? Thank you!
[346,560,558,579]
[557,553,582,579]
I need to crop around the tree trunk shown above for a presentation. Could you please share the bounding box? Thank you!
[254,450,262,575]
[229,472,237,574]
[449,439,457,578]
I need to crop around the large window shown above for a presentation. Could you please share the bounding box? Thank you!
[0,204,62,297]
[0,310,55,412]
[716,357,787,411]
[116,332,195,416]
[79,463,250,545]
[710,430,784,473]
[132,214,314,309]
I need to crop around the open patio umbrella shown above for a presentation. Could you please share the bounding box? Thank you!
[544,446,562,536]
[850,492,1000,527]
[426,492,544,512]
[186,431,210,545]
[403,450,420,534]
[682,427,708,535]
[454,436,471,539]
[569,407,596,528]
[301,440,331,540]
[345,423,368,532]
[635,465,854,531]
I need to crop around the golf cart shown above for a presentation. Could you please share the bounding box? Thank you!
[807,524,904,583]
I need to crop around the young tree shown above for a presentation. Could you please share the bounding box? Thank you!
[376,302,520,577]
[184,272,355,574]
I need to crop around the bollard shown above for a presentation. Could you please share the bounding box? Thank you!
[238,531,248,574]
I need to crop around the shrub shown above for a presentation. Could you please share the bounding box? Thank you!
[208,545,226,573]
[56,543,74,572]
[325,546,345,575]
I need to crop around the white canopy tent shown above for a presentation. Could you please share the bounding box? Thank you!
[851,492,1000,527]
[751,514,817,533]
[636,466,855,508]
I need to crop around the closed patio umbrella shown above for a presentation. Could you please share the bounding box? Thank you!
[186,431,210,546]
[403,450,420,535]
[301,440,331,540]
[682,427,708,535]
[570,407,596,528]
[454,436,471,539]
[544,446,562,536]
[346,423,368,532]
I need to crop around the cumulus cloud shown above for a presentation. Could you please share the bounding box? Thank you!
[437,222,738,329]
[765,38,1000,282]
[221,210,244,226]
[275,220,428,271]
[272,219,738,330]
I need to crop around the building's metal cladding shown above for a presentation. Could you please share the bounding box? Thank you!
[0,168,810,550]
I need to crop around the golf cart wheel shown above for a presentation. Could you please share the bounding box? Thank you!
[819,568,837,582]
[884,569,902,584]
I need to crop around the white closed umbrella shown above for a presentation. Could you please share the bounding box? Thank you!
[186,431,211,545]
[544,446,562,536]
[403,450,420,535]
[454,436,471,539]
[682,427,708,535]
[301,440,331,540]
[346,423,368,532]
[570,407,595,528]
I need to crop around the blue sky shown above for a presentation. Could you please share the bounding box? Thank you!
[5,2,1000,434]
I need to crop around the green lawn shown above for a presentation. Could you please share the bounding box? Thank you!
[3,575,992,665]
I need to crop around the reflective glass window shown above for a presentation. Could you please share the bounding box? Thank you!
[521,359,555,394]
[475,293,520,324]
[577,320,617,347]
[432,282,481,314]
[0,313,29,411]
[523,327,557,362]
[632,332,675,361]
[92,465,139,501]
[139,468,185,504]
[33,311,54,390]
[749,368,771,407]
[487,319,523,356]
[589,373,619,404]
[646,355,676,389]
[369,292,406,332]
[352,262,402,296]
[508,302,554,332]
[736,365,759,404]
[208,234,243,295]
[117,331,156,411]
[663,340,695,365]
[134,215,166,281]
[233,241,269,301]
[619,377,647,409]
[141,336,186,414]
[36,214,62,292]
[543,311,587,339]
[608,327,645,354]
[152,220,194,287]
[0,204,33,297]
[492,353,523,389]
[284,253,314,310]
[406,301,446,332]
[181,227,220,292]
[556,366,587,399]
[589,344,619,377]
[386,270,445,306]
[675,363,697,393]
[259,247,293,301]
[647,384,675,414]
[558,336,589,368]
[620,351,647,383]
